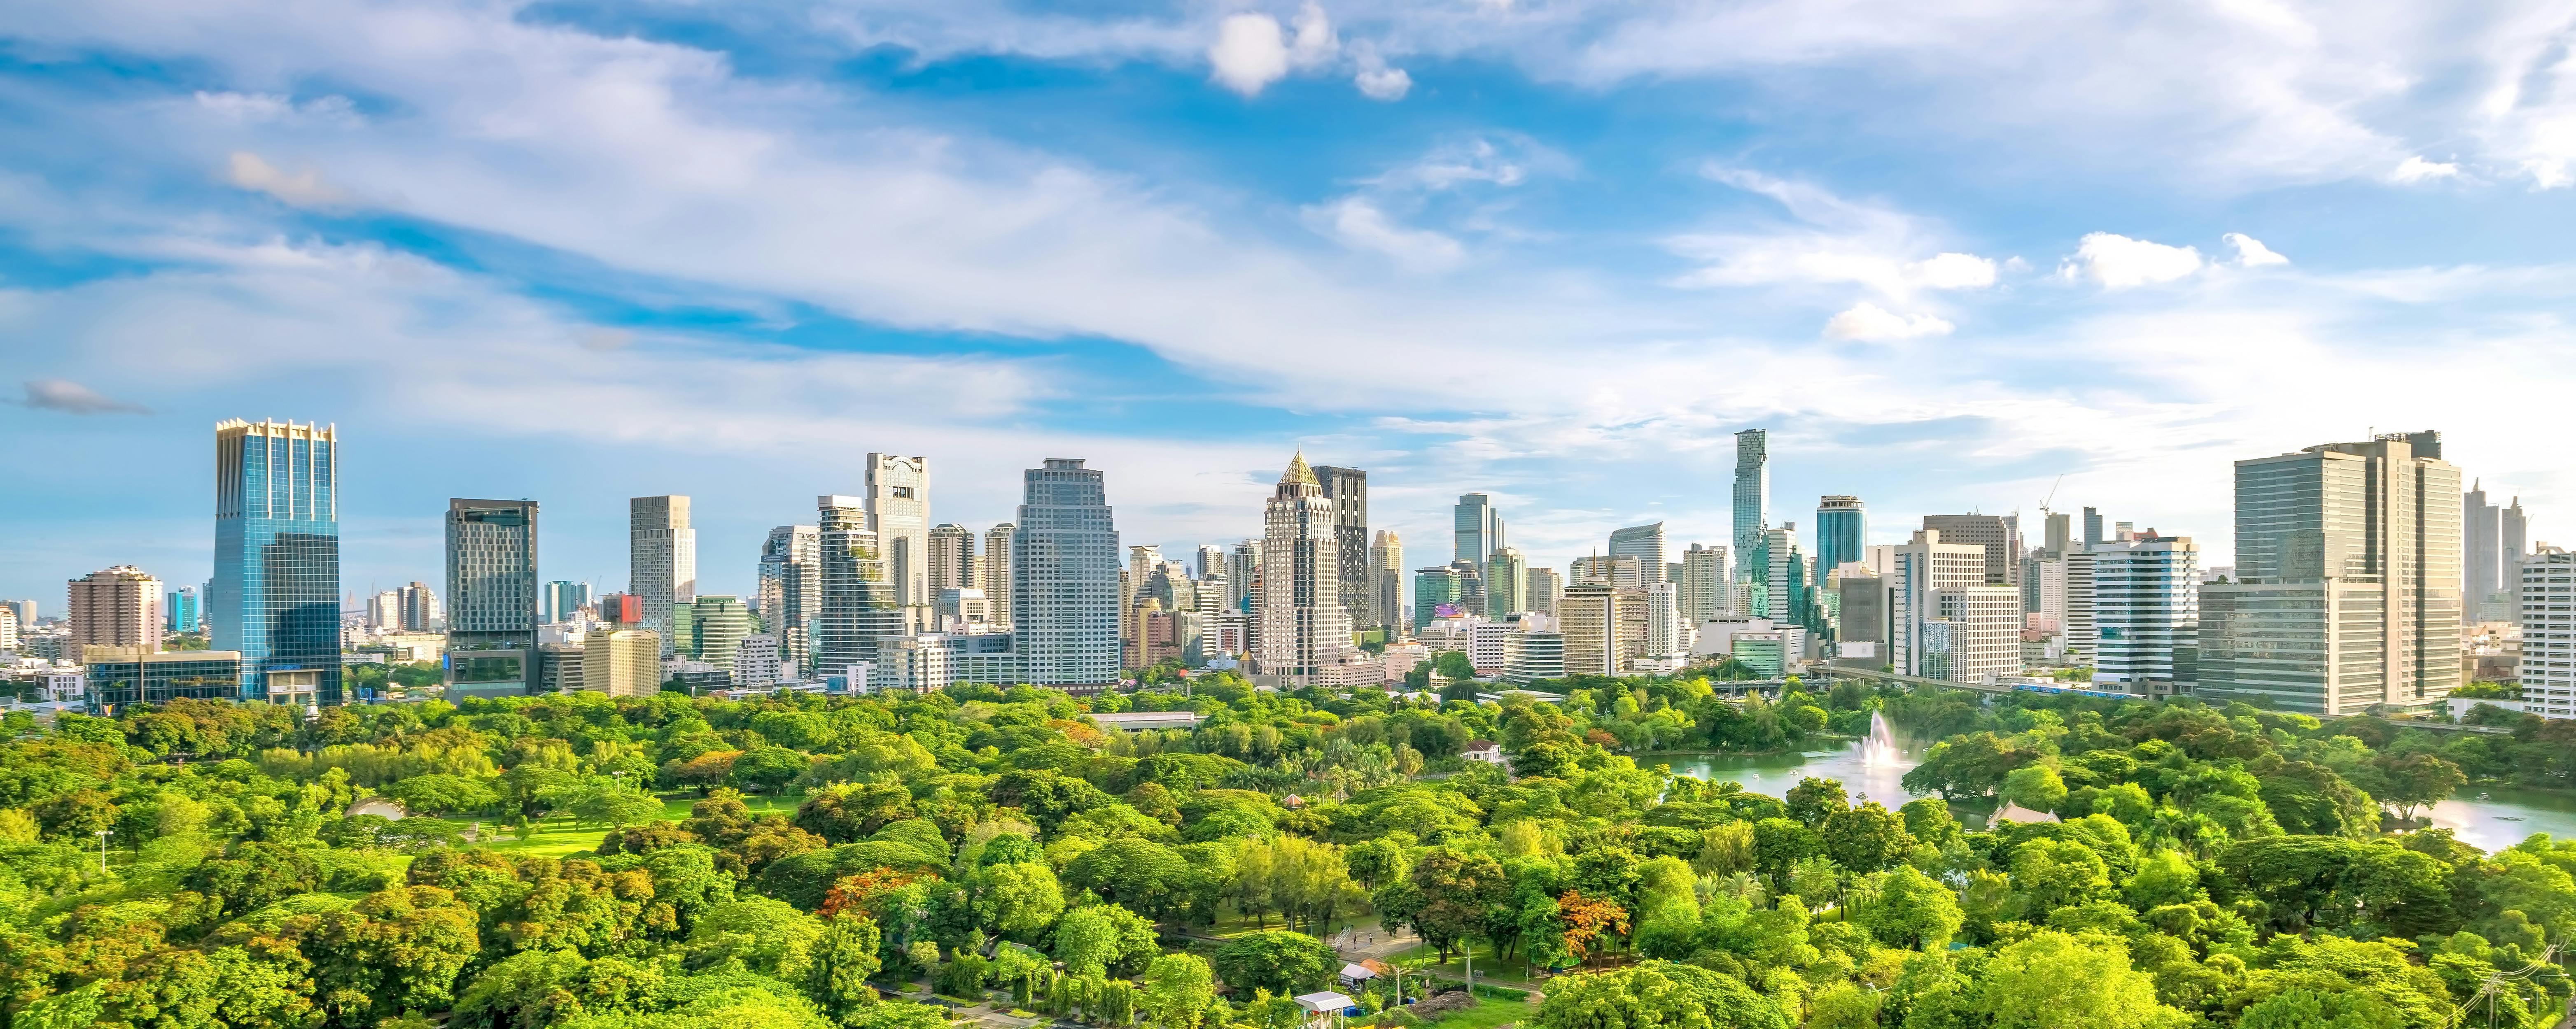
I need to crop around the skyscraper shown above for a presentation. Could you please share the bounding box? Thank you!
[445,499,539,650]
[2083,507,2105,547]
[1922,513,2022,589]
[1486,547,1529,616]
[2200,431,2463,714]
[166,586,199,635]
[2464,482,2520,624]
[1368,530,1403,634]
[2092,533,2199,695]
[1314,464,1372,631]
[1559,583,1626,676]
[630,496,695,657]
[758,525,821,670]
[1227,540,1263,615]
[681,595,756,675]
[2519,547,2576,719]
[1526,566,1563,617]
[1734,429,1770,580]
[1413,564,1471,635]
[983,523,1017,630]
[1608,521,1668,584]
[1454,494,1505,580]
[866,454,933,620]
[541,580,591,624]
[928,523,978,597]
[1890,528,2007,682]
[69,566,163,654]
[1197,544,1227,581]
[1013,459,1121,687]
[399,581,436,632]
[816,496,899,675]
[1258,454,1355,682]
[1680,543,1731,624]
[1815,496,1866,581]
[214,418,341,705]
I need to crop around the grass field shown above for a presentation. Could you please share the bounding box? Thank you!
[1417,996,1537,1029]
[441,792,798,858]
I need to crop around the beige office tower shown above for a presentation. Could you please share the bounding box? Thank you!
[1369,529,1403,634]
[2201,431,2462,714]
[630,496,696,657]
[928,523,978,596]
[1922,513,2024,589]
[1486,547,1529,616]
[583,627,660,697]
[1255,454,1355,682]
[69,565,163,654]
[1526,566,1563,617]
[1559,583,1624,676]
[982,523,1016,629]
[864,454,932,624]
[1892,529,2016,683]
[1681,543,1731,622]
[1123,545,1162,657]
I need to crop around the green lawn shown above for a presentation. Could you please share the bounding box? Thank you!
[441,792,799,858]
[1418,996,1538,1029]
[1378,939,1546,988]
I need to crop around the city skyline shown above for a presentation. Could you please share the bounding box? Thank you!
[0,417,2556,620]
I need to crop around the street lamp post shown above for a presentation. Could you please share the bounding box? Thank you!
[93,829,112,873]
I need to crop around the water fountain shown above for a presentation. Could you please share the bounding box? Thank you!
[1860,710,1901,768]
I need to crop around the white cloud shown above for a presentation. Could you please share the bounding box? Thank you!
[2064,232,2203,288]
[2225,233,2289,267]
[1289,3,1339,67]
[224,151,348,208]
[1304,197,1464,271]
[1823,302,1953,340]
[1209,14,1292,96]
[1353,46,1412,100]
[1910,252,1998,289]
[1672,168,1997,299]
[2392,156,2460,183]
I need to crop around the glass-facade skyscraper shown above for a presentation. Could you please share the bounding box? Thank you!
[446,498,539,650]
[1453,493,1504,581]
[1733,430,1770,580]
[1013,459,1121,687]
[213,418,341,706]
[1815,496,1866,578]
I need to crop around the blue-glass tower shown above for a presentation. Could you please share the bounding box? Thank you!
[166,586,200,634]
[213,419,342,706]
[1815,495,1867,577]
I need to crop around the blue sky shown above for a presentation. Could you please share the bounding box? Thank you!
[5,0,2574,608]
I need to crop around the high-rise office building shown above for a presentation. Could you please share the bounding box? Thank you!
[214,418,341,705]
[1486,547,1529,616]
[2200,431,2462,714]
[583,627,660,698]
[1314,464,1372,631]
[1571,554,1644,588]
[1645,582,1687,656]
[983,524,1019,631]
[445,499,539,650]
[1197,545,1227,581]
[1559,583,1627,676]
[399,581,436,632]
[1815,496,1866,581]
[928,523,978,598]
[1680,543,1731,623]
[866,454,933,618]
[630,496,696,657]
[166,587,199,636]
[2464,482,2523,624]
[1369,530,1404,634]
[541,580,592,624]
[1226,540,1263,616]
[2504,498,2529,583]
[816,496,900,675]
[1122,545,1163,656]
[1013,459,1121,687]
[2519,547,2576,719]
[681,595,756,676]
[1891,529,2011,682]
[69,566,163,654]
[1922,514,2022,589]
[1734,429,1770,580]
[1454,494,1505,580]
[1257,454,1356,682]
[759,525,820,670]
[2083,507,2105,548]
[1608,522,1668,584]
[2091,533,2199,694]
[1526,566,1563,617]
[1414,564,1472,634]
